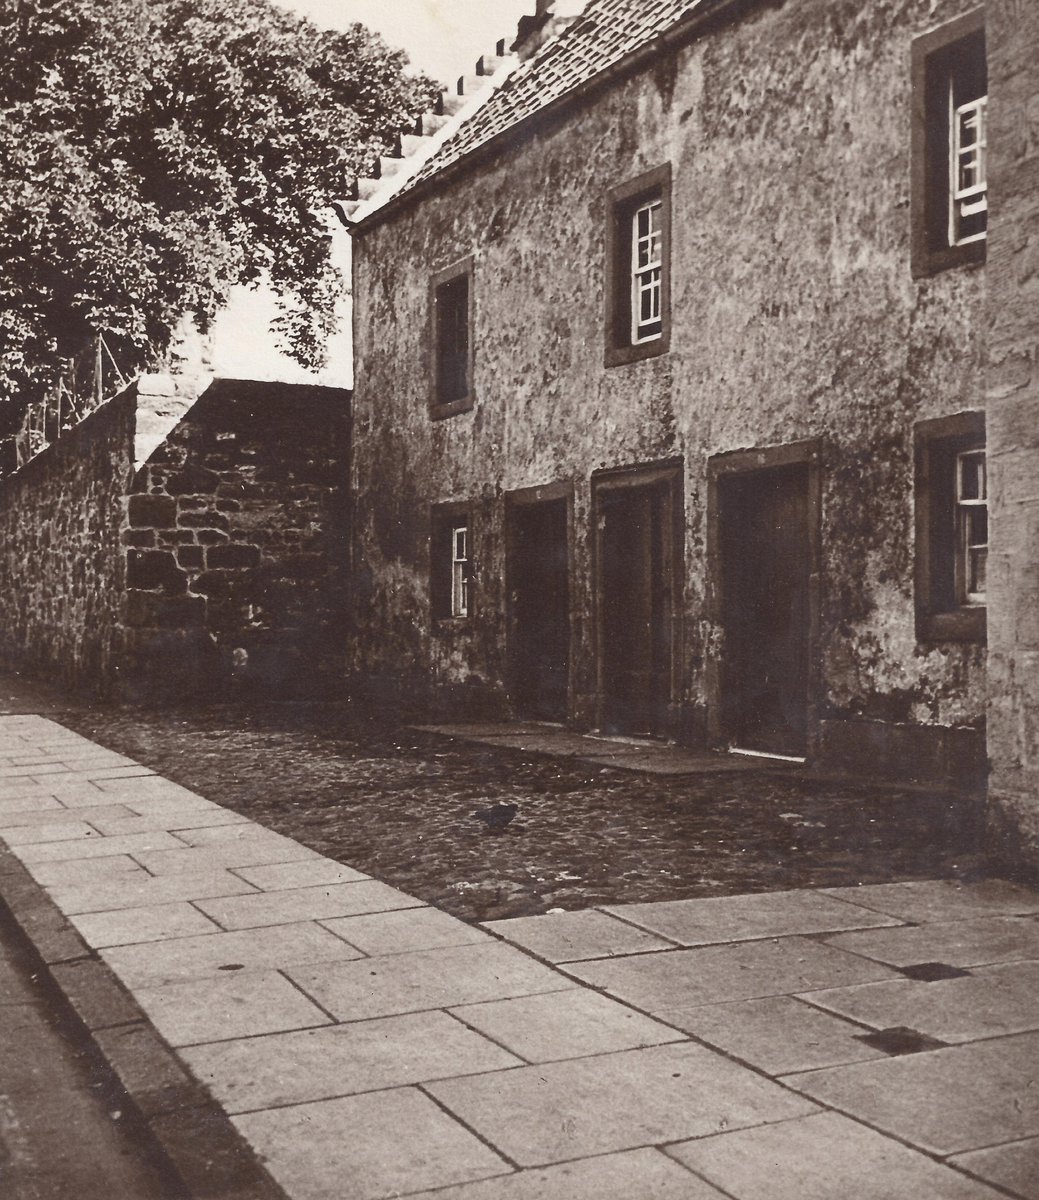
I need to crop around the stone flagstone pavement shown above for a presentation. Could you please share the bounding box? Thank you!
[0,712,1038,1199]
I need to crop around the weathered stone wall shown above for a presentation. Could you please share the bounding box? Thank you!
[986,0,1039,868]
[0,378,349,701]
[350,0,989,783]
[0,391,135,696]
[124,380,350,700]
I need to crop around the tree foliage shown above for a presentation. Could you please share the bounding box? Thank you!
[0,0,438,433]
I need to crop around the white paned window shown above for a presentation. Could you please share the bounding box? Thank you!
[451,524,470,617]
[631,198,663,344]
[956,449,987,604]
[950,92,988,247]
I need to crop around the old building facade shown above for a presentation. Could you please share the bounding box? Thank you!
[346,0,1037,848]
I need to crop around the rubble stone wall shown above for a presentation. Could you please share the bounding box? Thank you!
[123,380,350,700]
[986,0,1039,869]
[0,379,349,701]
[0,391,135,697]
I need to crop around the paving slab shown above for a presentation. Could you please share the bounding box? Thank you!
[47,867,258,913]
[48,784,148,808]
[68,899,224,948]
[26,854,146,887]
[950,1138,1039,1200]
[86,808,252,835]
[445,731,651,758]
[1,819,104,845]
[232,858,370,890]
[132,841,320,875]
[603,889,901,946]
[412,722,551,738]
[10,828,184,863]
[427,1041,818,1167]
[0,804,132,831]
[173,823,303,848]
[0,792,65,814]
[821,914,1039,968]
[322,905,486,955]
[288,941,575,1021]
[567,937,899,1014]
[134,967,332,1046]
[667,1110,1008,1200]
[101,920,366,986]
[195,880,424,929]
[782,1031,1039,1155]
[182,1009,521,1112]
[450,987,686,1062]
[233,1087,509,1200]
[668,994,888,1075]
[804,959,1039,1043]
[582,749,771,775]
[821,879,1039,923]
[483,908,675,962]
[400,1148,728,1200]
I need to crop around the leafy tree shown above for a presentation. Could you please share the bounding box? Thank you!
[0,0,437,436]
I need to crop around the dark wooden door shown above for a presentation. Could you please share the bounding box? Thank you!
[599,483,673,736]
[507,499,570,721]
[720,464,810,756]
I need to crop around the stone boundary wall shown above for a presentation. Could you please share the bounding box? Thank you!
[0,378,350,701]
[0,391,135,697]
[123,380,350,700]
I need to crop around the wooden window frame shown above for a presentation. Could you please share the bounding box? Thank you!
[911,9,987,278]
[914,411,986,644]
[430,257,475,419]
[605,165,672,368]
[430,501,474,624]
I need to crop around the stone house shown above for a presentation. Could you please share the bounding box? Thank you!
[343,0,1039,868]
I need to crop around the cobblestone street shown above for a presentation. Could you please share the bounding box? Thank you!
[53,699,989,922]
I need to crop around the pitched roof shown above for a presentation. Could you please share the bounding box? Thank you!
[356,0,708,222]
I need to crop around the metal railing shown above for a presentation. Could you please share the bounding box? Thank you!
[7,334,138,475]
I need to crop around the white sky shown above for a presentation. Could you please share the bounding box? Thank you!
[280,0,534,85]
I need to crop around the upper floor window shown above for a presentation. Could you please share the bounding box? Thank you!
[431,258,474,418]
[605,164,671,367]
[632,198,664,344]
[914,411,986,643]
[912,11,987,277]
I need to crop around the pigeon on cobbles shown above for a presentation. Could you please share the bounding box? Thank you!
[472,802,519,832]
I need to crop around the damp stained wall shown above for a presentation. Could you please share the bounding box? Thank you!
[986,0,1039,866]
[349,0,988,772]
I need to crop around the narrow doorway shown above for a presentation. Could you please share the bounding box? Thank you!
[506,497,570,721]
[596,471,679,737]
[718,462,812,757]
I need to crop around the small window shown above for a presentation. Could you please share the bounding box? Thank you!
[431,507,472,620]
[605,164,671,367]
[631,198,664,344]
[915,412,986,643]
[450,524,470,617]
[912,12,987,276]
[430,259,474,418]
[955,449,987,605]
